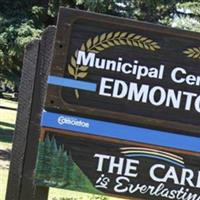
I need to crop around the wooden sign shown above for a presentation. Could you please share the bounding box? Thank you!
[6,7,200,200]
[38,7,200,200]
[46,8,200,136]
[35,130,200,200]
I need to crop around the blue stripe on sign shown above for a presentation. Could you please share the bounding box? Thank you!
[48,76,97,91]
[41,111,200,153]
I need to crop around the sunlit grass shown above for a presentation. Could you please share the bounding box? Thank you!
[0,99,18,125]
[48,187,122,200]
[0,166,122,200]
[0,100,123,200]
[0,99,17,144]
[0,141,12,149]
[0,99,18,110]
[0,168,8,200]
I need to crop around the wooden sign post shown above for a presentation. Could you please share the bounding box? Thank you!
[6,26,56,200]
[6,7,200,200]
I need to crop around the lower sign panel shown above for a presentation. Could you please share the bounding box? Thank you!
[34,130,200,200]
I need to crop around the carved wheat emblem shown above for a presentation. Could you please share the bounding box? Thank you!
[68,32,160,99]
[183,47,200,59]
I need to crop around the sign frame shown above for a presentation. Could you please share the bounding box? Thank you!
[46,7,200,137]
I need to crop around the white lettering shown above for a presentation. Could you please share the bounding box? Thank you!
[76,50,95,67]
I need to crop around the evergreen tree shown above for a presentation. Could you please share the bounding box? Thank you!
[62,151,69,186]
[74,165,84,188]
[57,145,65,185]
[50,137,59,185]
[35,141,46,181]
[35,136,100,193]
[42,135,53,181]
[66,151,76,187]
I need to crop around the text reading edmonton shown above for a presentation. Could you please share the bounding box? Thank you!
[77,50,200,113]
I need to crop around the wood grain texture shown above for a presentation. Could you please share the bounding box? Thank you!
[43,127,200,157]
[20,26,56,200]
[42,130,200,200]
[45,8,200,138]
[6,40,40,200]
[6,26,56,200]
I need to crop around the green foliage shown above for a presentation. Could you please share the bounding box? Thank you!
[1,0,200,90]
[35,135,100,194]
[0,2,42,89]
[177,2,200,16]
[48,0,72,17]
[173,2,200,32]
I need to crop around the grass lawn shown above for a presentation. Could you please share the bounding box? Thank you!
[0,99,18,110]
[0,98,17,144]
[0,141,12,150]
[0,164,121,200]
[0,99,123,200]
[0,168,8,200]
[48,188,122,200]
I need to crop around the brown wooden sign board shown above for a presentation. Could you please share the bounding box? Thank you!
[6,7,200,200]
[46,8,200,136]
[41,7,200,200]
[35,129,200,200]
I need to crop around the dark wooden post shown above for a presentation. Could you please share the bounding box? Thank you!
[6,26,56,200]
